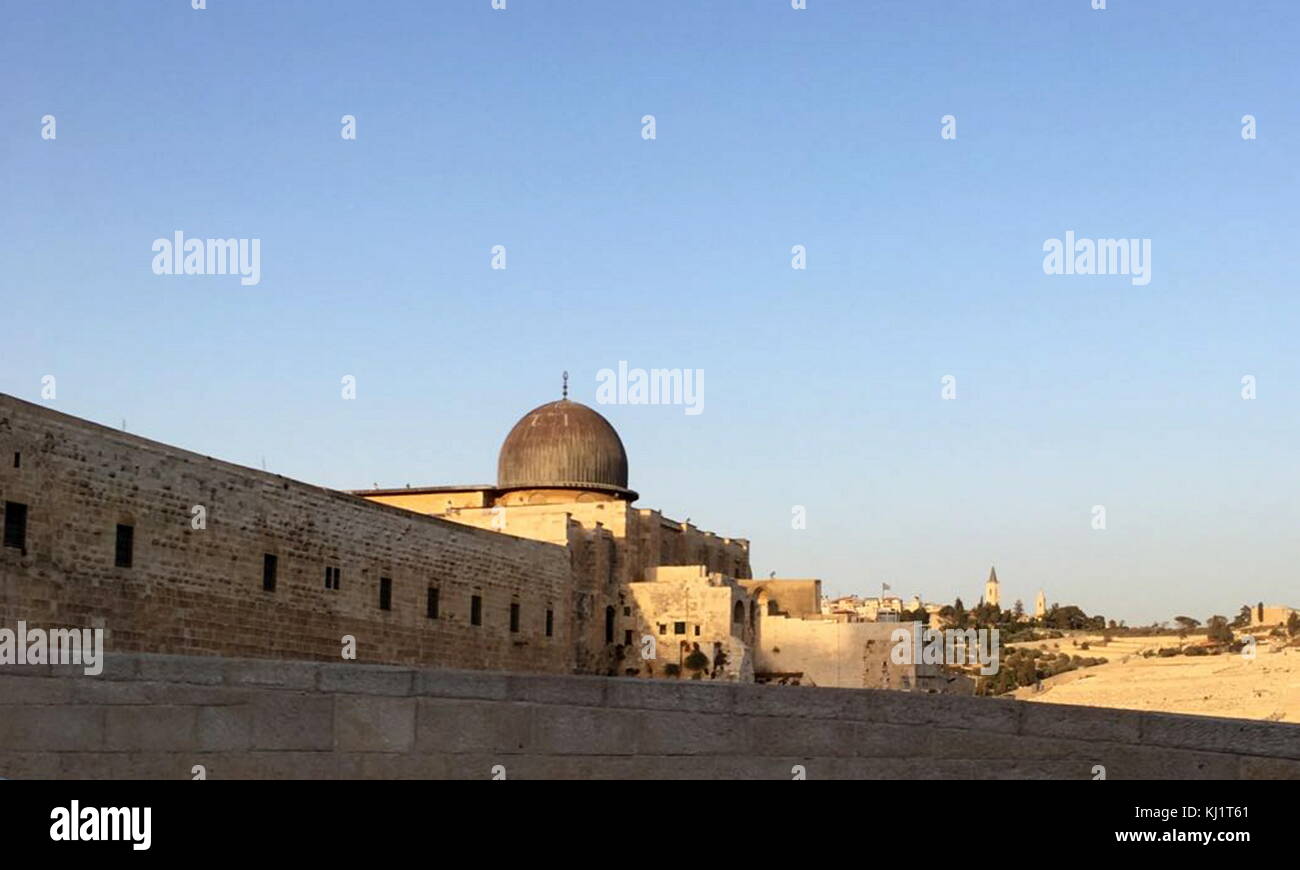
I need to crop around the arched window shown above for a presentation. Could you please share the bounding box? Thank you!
[733,601,744,623]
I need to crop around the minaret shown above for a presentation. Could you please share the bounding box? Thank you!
[1035,589,1047,619]
[984,566,1000,608]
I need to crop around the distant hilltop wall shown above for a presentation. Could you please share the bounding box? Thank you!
[1,653,1296,779]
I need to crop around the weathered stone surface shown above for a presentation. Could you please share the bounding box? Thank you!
[335,696,415,752]
[634,710,740,756]
[320,665,414,697]
[198,705,252,752]
[1140,712,1300,758]
[249,693,333,751]
[0,394,574,677]
[1020,702,1141,744]
[415,668,509,701]
[0,675,73,704]
[415,698,533,754]
[1,652,1296,780]
[0,705,104,751]
[106,705,198,751]
[532,705,640,756]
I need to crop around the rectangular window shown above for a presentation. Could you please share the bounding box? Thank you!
[324,566,340,590]
[12,452,19,469]
[427,587,439,619]
[509,602,520,633]
[545,609,554,638]
[379,577,392,611]
[114,524,133,568]
[624,629,633,647]
[658,624,667,635]
[3,502,27,551]
[674,621,686,635]
[471,595,482,626]
[262,554,277,592]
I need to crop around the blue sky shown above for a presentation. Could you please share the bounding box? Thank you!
[3,1,1298,624]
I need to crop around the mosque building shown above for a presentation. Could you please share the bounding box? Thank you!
[0,384,948,691]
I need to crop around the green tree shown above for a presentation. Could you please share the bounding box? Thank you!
[1206,615,1233,644]
[684,649,709,674]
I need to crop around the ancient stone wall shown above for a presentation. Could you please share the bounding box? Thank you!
[755,615,941,690]
[0,394,574,673]
[1,652,1295,779]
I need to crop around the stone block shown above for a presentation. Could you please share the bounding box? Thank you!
[335,696,415,752]
[138,654,225,685]
[1020,701,1141,744]
[250,693,334,750]
[320,664,414,697]
[106,705,198,751]
[0,675,73,704]
[532,705,641,755]
[198,705,252,751]
[415,669,509,701]
[0,705,103,751]
[634,710,739,756]
[416,698,533,754]
[224,658,320,691]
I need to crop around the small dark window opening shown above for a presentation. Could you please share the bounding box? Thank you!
[114,524,133,568]
[262,554,277,591]
[674,621,686,635]
[3,502,28,551]
[12,452,19,469]
[604,606,616,643]
[733,601,745,623]
[379,577,392,611]
[471,595,482,626]
[323,566,339,590]
[623,606,631,616]
[510,602,520,633]
[427,587,439,619]
[624,629,633,647]
[694,625,700,636]
[545,609,554,637]
[658,624,667,635]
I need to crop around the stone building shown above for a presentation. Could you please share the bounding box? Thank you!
[0,389,944,691]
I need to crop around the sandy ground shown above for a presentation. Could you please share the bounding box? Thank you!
[1007,634,1300,722]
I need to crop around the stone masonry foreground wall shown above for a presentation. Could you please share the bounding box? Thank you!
[1,653,1297,779]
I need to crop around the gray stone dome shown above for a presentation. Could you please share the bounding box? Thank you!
[496,399,635,498]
